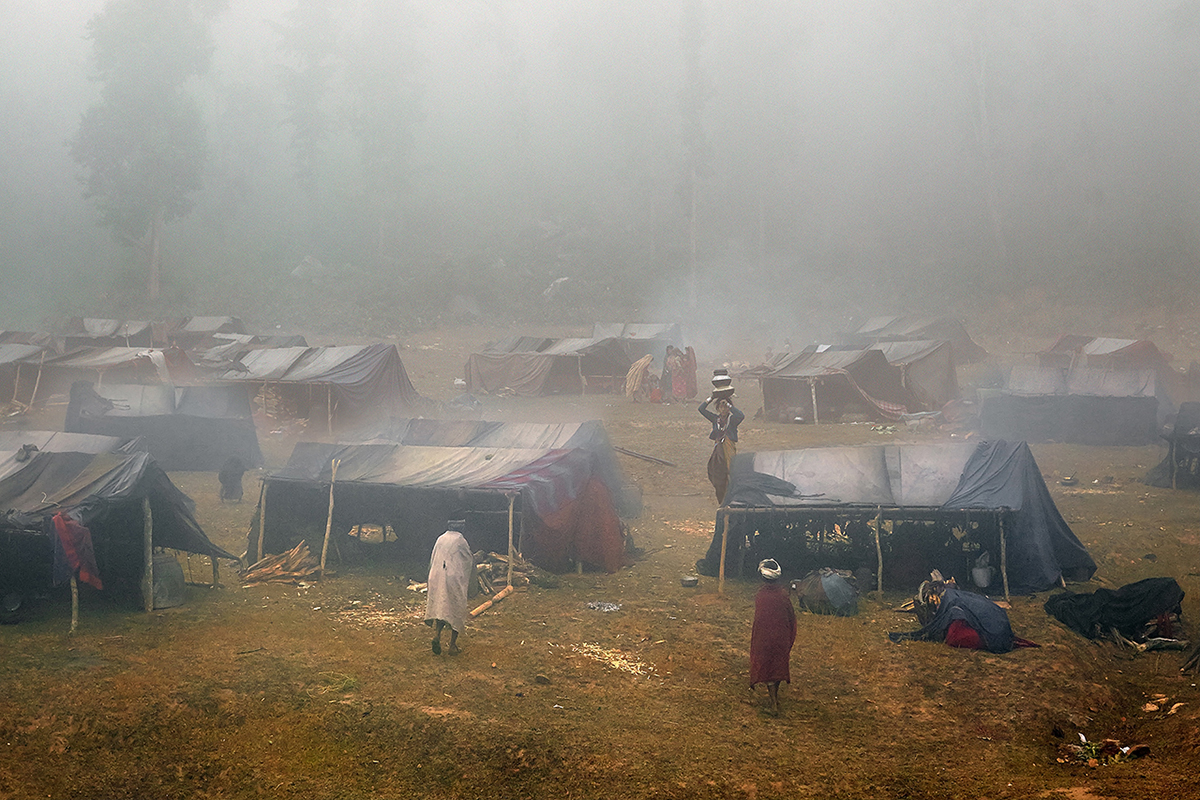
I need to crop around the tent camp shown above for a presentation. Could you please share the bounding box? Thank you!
[362,418,630,513]
[216,343,426,432]
[1144,402,1200,490]
[979,365,1162,446]
[1039,335,1170,371]
[465,337,632,396]
[0,343,51,406]
[840,316,988,363]
[10,346,201,407]
[0,451,234,608]
[65,381,262,471]
[758,348,916,423]
[696,440,1095,595]
[591,323,682,364]
[255,442,625,574]
[166,316,248,348]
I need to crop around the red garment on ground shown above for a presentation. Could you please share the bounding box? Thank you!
[944,618,985,650]
[750,583,796,685]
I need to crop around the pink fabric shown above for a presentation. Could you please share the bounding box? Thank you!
[750,583,796,685]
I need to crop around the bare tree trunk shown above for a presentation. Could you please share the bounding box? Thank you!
[147,207,164,301]
[689,166,698,310]
[973,33,1008,268]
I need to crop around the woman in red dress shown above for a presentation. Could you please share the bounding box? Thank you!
[749,558,797,715]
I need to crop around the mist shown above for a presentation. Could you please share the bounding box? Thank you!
[1,0,1196,343]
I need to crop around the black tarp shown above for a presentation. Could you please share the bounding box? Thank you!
[0,451,232,596]
[698,440,1095,594]
[1144,402,1200,489]
[1044,578,1185,639]
[65,381,262,471]
[888,587,1017,652]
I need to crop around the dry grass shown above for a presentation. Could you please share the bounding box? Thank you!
[1,323,1200,799]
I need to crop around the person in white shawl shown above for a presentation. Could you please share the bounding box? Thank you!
[425,521,474,655]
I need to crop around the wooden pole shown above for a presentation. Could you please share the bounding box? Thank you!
[718,510,730,595]
[211,556,219,588]
[874,506,884,595]
[518,502,526,558]
[142,497,154,612]
[27,352,45,408]
[319,459,340,579]
[1170,439,1177,490]
[10,362,19,403]
[70,576,79,634]
[326,385,333,435]
[257,480,267,562]
[810,379,819,425]
[470,584,515,617]
[506,493,516,588]
[999,511,1010,603]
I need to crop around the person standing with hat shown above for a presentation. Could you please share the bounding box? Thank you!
[699,369,744,503]
[750,558,796,715]
[425,519,474,655]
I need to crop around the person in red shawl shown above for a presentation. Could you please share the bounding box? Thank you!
[749,558,796,715]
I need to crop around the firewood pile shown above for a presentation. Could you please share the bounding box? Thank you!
[477,551,560,592]
[241,541,323,586]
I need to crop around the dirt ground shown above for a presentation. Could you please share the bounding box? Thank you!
[2,320,1200,800]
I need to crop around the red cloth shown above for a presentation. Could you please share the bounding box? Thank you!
[750,583,796,685]
[944,618,985,650]
[52,512,103,590]
[684,347,698,399]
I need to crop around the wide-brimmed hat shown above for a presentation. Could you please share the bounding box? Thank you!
[758,559,782,580]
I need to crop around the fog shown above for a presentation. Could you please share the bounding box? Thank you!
[1,1,1197,339]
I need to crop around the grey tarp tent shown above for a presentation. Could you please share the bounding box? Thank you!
[758,348,916,422]
[63,318,155,349]
[465,337,632,396]
[217,343,426,432]
[65,381,263,471]
[0,451,233,600]
[0,430,144,481]
[255,442,625,573]
[591,323,682,365]
[361,418,629,513]
[979,365,1162,445]
[797,341,959,411]
[697,440,1094,594]
[840,315,988,363]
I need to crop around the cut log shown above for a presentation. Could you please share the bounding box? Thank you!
[469,584,515,617]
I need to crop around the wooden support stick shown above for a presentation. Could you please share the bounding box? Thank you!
[518,502,526,558]
[70,576,79,634]
[27,353,44,408]
[470,583,514,617]
[999,511,1010,603]
[10,362,19,403]
[257,480,267,562]
[506,493,516,588]
[613,446,677,467]
[211,556,220,588]
[1170,440,1177,490]
[810,379,819,425]
[718,511,730,595]
[319,459,340,579]
[142,497,154,612]
[327,385,333,435]
[874,506,884,595]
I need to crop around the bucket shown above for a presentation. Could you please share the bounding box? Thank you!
[971,566,993,589]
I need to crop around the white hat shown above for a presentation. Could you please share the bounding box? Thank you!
[758,559,782,580]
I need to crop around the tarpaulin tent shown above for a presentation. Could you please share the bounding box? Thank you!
[0,430,144,481]
[0,343,51,405]
[1144,402,1200,489]
[758,348,916,423]
[591,323,682,365]
[840,316,988,363]
[65,381,262,471]
[64,318,155,349]
[166,316,248,348]
[361,418,629,513]
[979,365,1162,445]
[0,451,233,602]
[696,440,1094,595]
[216,343,426,432]
[1039,334,1197,403]
[256,442,625,574]
[465,337,632,396]
[797,341,959,411]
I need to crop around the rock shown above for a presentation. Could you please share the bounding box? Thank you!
[535,674,550,685]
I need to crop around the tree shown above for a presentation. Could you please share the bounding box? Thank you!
[70,0,216,301]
